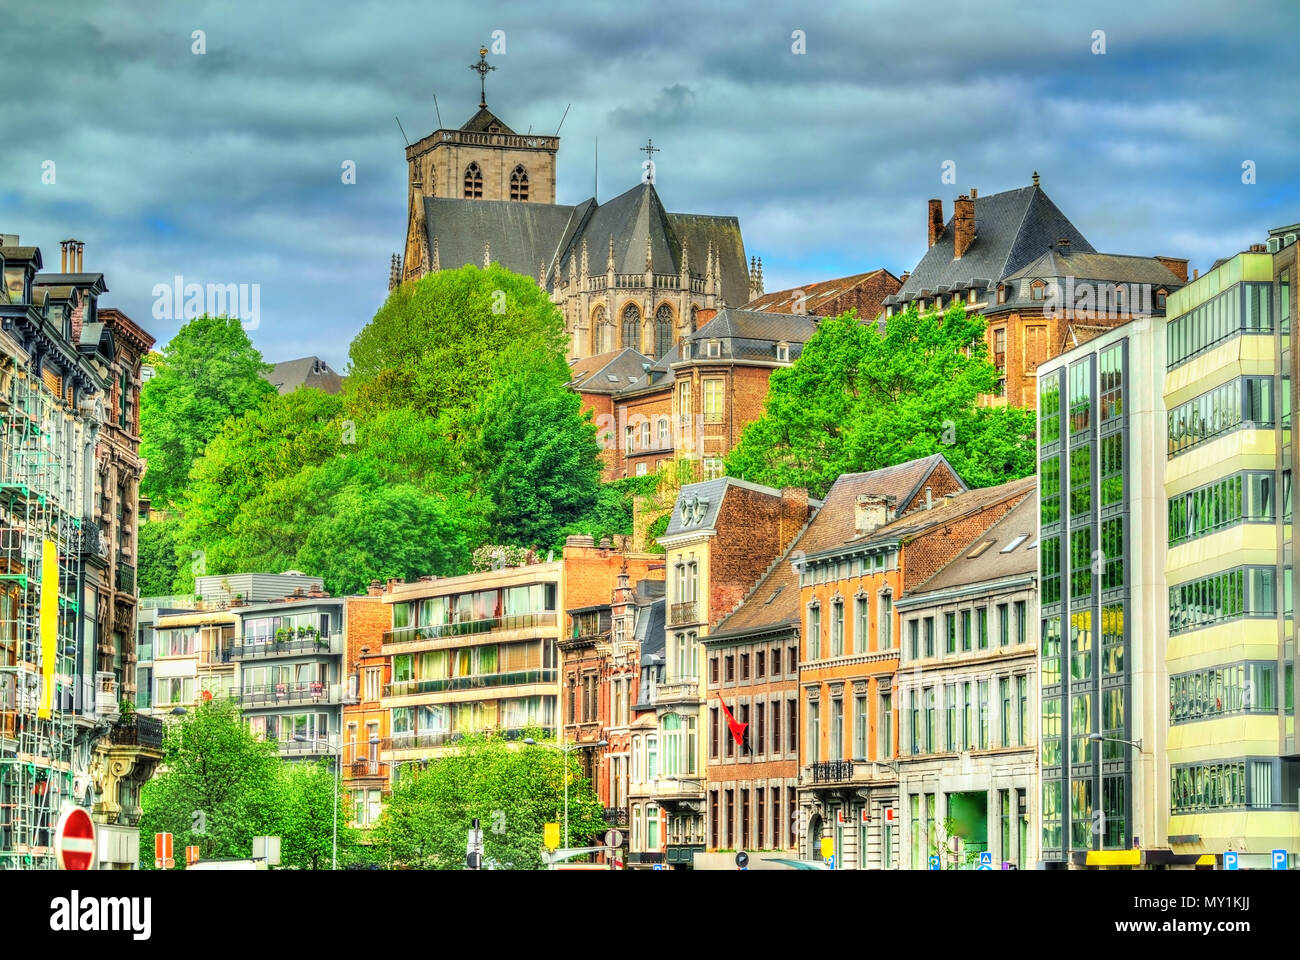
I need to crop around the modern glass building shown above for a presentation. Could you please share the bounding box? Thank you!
[1163,248,1296,866]
[1037,314,1170,867]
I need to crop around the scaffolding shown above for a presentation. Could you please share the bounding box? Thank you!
[0,363,82,870]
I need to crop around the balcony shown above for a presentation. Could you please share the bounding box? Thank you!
[110,715,164,750]
[384,668,557,699]
[351,759,384,778]
[240,681,339,707]
[387,726,538,752]
[95,672,119,721]
[656,679,699,705]
[116,561,135,594]
[809,760,855,784]
[278,738,334,757]
[231,635,339,659]
[669,601,699,626]
[383,612,558,651]
[75,518,109,561]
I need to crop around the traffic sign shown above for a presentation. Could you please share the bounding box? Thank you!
[604,829,623,849]
[928,854,940,870]
[978,851,993,871]
[836,809,848,825]
[54,807,97,871]
[1273,849,1288,870]
[154,831,174,870]
[825,854,835,869]
[819,836,834,859]
[652,863,665,871]
[735,851,749,870]
[883,806,896,823]
[1224,851,1238,871]
[186,845,200,867]
[544,822,560,851]
[860,808,870,824]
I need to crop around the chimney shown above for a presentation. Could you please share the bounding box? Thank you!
[1249,244,1267,254]
[952,195,975,260]
[368,579,383,597]
[854,494,892,537]
[1151,257,1189,283]
[1193,268,1199,280]
[969,187,977,199]
[779,487,810,545]
[899,271,910,285]
[386,578,401,593]
[925,485,933,510]
[76,241,84,271]
[1056,238,1071,250]
[927,199,944,248]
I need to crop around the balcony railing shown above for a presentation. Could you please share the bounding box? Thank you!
[387,726,538,751]
[240,682,338,707]
[383,612,557,646]
[656,680,699,703]
[116,561,135,594]
[384,668,557,698]
[110,714,164,750]
[810,760,855,783]
[231,636,336,659]
[95,671,119,720]
[278,738,334,756]
[669,601,699,626]
[351,759,384,777]
[75,517,109,561]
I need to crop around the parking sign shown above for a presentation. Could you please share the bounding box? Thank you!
[1224,852,1238,871]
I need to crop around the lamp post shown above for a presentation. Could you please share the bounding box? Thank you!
[524,736,608,850]
[1088,732,1143,752]
[293,734,341,870]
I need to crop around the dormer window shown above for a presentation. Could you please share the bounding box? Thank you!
[1156,288,1168,310]
[997,285,1007,305]
[968,288,978,305]
[706,339,721,358]
[681,340,692,360]
[1031,281,1046,301]
[776,341,789,362]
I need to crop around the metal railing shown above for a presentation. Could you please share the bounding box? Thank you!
[810,760,855,783]
[384,668,557,698]
[231,636,334,659]
[240,682,337,706]
[116,561,135,594]
[669,601,698,626]
[383,612,557,645]
[110,715,164,749]
[387,726,538,750]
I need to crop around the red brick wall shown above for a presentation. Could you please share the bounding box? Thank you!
[707,486,810,625]
[900,490,1031,592]
[816,272,901,323]
[900,463,964,515]
[343,595,391,789]
[561,546,665,615]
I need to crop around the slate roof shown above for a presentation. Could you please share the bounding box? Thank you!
[636,597,666,665]
[745,268,897,315]
[567,347,653,393]
[676,307,817,365]
[987,248,1185,317]
[907,490,1038,596]
[460,107,515,134]
[423,182,749,307]
[661,477,786,539]
[892,184,1093,305]
[0,245,42,265]
[794,454,967,556]
[262,356,343,395]
[34,272,108,293]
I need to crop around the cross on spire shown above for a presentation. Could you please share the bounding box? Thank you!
[470,46,495,108]
[640,138,660,160]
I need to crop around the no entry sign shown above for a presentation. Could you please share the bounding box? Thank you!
[55,807,97,870]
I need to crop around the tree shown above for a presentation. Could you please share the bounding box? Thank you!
[138,699,281,866]
[726,304,1036,497]
[371,732,604,870]
[136,515,181,596]
[139,315,276,507]
[273,760,357,870]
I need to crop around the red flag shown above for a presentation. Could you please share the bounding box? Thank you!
[718,694,750,753]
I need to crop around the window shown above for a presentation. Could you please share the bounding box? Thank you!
[807,698,820,764]
[1167,282,1270,369]
[831,601,844,657]
[977,680,989,749]
[646,805,660,849]
[807,605,821,660]
[960,610,972,652]
[771,700,781,754]
[622,304,641,350]
[962,682,973,751]
[703,379,725,423]
[789,699,798,753]
[1000,677,1012,746]
[879,593,892,649]
[1167,376,1274,457]
[1014,601,1027,644]
[646,735,658,779]
[655,304,674,358]
[1169,566,1280,635]
[997,285,1007,305]
[944,684,957,752]
[945,612,956,654]
[977,606,988,649]
[878,691,892,761]
[830,698,844,761]
[509,164,529,201]
[1031,281,1045,301]
[924,617,935,657]
[658,417,669,447]
[1069,358,1092,434]
[706,339,721,358]
[997,604,1010,646]
[364,667,380,701]
[725,655,734,683]
[703,456,725,480]
[853,693,868,758]
[776,341,789,362]
[907,619,919,659]
[923,687,935,753]
[909,690,920,755]
[740,653,750,680]
[755,651,765,679]
[1017,674,1028,747]
[463,162,483,198]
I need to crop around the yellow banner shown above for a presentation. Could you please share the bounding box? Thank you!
[544,822,560,850]
[38,539,57,719]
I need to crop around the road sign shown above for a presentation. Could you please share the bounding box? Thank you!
[1273,849,1288,870]
[735,851,749,870]
[978,851,993,871]
[186,845,200,867]
[55,807,97,871]
[604,829,623,849]
[883,806,896,823]
[154,831,174,870]
[544,822,560,850]
[825,854,835,869]
[1223,851,1238,870]
[860,808,870,824]
[652,863,665,870]
[928,854,940,870]
[836,809,848,824]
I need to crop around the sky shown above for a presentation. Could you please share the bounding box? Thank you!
[3,0,1298,370]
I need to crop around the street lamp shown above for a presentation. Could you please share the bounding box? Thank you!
[1088,732,1143,752]
[170,706,187,716]
[524,736,608,850]
[293,734,342,870]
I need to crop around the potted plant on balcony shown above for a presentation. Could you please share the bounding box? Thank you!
[118,698,134,722]
[274,626,291,647]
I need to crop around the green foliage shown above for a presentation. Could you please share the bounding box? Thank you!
[726,304,1036,498]
[645,511,671,553]
[139,315,275,507]
[272,760,358,870]
[137,515,181,596]
[371,731,603,870]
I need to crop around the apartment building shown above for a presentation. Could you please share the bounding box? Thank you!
[627,595,666,868]
[894,492,1039,870]
[1163,241,1296,866]
[1037,313,1171,868]
[342,587,391,830]
[148,610,238,714]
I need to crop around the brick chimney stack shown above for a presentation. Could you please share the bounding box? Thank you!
[953,195,975,260]
[927,199,944,248]
[854,494,893,536]
[1154,256,1190,283]
[779,487,810,546]
[368,580,383,597]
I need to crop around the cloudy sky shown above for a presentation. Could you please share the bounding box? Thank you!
[4,0,1298,369]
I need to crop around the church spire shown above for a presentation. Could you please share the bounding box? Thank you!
[431,236,440,272]
[581,237,590,282]
[469,46,496,110]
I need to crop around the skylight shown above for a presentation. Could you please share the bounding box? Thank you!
[966,540,994,559]
[765,586,784,604]
[1000,534,1029,553]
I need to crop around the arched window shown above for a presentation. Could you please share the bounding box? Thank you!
[510,164,529,201]
[622,304,641,350]
[592,304,610,354]
[463,162,483,199]
[655,304,674,358]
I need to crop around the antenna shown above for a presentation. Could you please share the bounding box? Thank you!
[433,93,444,130]
[555,103,571,136]
[395,116,410,147]
[594,136,598,202]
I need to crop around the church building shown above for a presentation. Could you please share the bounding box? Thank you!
[399,49,753,363]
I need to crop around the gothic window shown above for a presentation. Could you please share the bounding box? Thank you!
[592,305,611,354]
[622,304,641,350]
[655,304,674,358]
[689,306,699,333]
[510,165,529,201]
[464,162,483,199]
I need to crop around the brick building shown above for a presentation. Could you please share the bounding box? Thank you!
[744,267,901,322]
[341,589,390,830]
[796,457,1031,870]
[883,176,1186,408]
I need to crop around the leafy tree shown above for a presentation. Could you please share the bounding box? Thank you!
[137,515,181,596]
[138,699,280,866]
[139,315,276,507]
[726,304,1036,497]
[372,731,603,870]
[273,759,357,870]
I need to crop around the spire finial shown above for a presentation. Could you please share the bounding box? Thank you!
[470,46,496,109]
[581,237,590,280]
[607,234,616,273]
[1032,171,1040,187]
[431,236,440,272]
[645,235,653,272]
[681,239,689,275]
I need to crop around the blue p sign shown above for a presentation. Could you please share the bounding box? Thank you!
[1273,849,1288,870]
[1224,852,1238,870]
[928,855,940,870]
[825,855,835,869]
